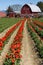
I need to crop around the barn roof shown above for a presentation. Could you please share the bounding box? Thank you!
[11,4,41,14]
[27,4,41,12]
[11,4,22,14]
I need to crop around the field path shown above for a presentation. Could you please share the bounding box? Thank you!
[20,20,38,65]
[0,23,21,65]
[0,23,16,38]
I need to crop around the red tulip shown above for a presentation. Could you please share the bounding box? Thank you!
[19,55,22,58]
[0,47,2,50]
[15,54,19,59]
[11,48,14,52]
[14,49,20,53]
[11,44,17,49]
[2,36,6,41]
[16,49,20,53]
[15,36,19,41]
[13,50,16,54]
[39,27,42,30]
[0,41,3,47]
[18,34,23,38]
[9,55,12,58]
[6,54,9,58]
[16,43,21,48]
[11,59,15,63]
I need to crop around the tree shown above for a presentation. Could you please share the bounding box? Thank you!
[6,6,13,16]
[37,1,43,12]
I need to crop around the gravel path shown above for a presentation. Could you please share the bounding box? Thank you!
[20,20,38,65]
[0,23,16,38]
[0,24,21,65]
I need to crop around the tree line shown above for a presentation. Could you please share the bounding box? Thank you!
[37,1,43,12]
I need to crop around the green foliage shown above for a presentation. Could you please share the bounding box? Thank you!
[40,51,43,58]
[30,21,43,37]
[4,58,12,65]
[4,58,20,65]
[0,18,21,32]
[37,1,43,12]
[15,59,20,65]
[35,27,40,33]
[40,30,43,37]
[33,18,43,22]
[6,6,13,16]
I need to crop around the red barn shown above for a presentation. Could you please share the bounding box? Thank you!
[8,12,16,17]
[21,4,32,14]
[9,4,41,17]
[21,4,41,17]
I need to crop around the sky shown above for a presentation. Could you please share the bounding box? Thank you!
[0,0,43,11]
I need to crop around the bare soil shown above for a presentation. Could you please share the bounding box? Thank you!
[20,20,39,65]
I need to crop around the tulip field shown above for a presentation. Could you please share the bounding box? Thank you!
[0,18,21,33]
[0,17,43,65]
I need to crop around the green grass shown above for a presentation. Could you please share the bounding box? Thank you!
[0,17,21,33]
[33,17,43,22]
[38,18,43,22]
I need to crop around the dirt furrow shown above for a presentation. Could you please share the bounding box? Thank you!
[20,20,38,65]
[0,24,21,65]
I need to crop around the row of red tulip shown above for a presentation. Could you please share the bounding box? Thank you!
[34,21,43,28]
[0,21,21,51]
[4,19,26,65]
[33,22,42,31]
[2,21,21,41]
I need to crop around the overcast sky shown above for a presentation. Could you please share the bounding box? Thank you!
[0,0,43,11]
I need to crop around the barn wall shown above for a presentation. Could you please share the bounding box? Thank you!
[8,12,16,17]
[21,5,32,14]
